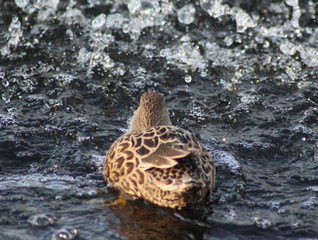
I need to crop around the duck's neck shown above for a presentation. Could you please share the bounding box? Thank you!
[128,106,172,133]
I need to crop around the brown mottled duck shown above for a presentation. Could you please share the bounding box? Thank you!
[103,91,216,209]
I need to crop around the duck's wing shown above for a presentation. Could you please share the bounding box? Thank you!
[133,126,197,170]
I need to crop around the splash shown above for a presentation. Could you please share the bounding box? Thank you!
[177,4,196,25]
[200,0,257,33]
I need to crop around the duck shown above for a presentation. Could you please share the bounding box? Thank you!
[103,91,216,209]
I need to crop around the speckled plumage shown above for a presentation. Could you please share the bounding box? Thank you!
[103,91,216,209]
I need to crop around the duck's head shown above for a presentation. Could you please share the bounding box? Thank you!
[129,91,172,133]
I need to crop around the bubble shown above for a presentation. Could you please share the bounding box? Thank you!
[306,186,318,192]
[2,92,11,103]
[16,151,34,158]
[302,196,318,209]
[65,29,74,40]
[51,227,78,240]
[254,217,272,229]
[211,150,241,175]
[28,213,57,227]
[184,75,192,83]
[177,4,196,25]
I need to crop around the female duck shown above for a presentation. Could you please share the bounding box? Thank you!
[104,91,216,209]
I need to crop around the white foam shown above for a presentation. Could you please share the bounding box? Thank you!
[211,150,241,175]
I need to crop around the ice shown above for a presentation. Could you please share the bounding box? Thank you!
[177,4,196,25]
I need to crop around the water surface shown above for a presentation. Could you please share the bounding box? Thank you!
[0,0,318,239]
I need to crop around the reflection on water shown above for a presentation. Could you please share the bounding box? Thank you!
[106,198,207,240]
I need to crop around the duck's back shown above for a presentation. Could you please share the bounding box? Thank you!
[104,126,216,209]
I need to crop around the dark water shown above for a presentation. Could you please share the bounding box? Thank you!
[0,0,317,239]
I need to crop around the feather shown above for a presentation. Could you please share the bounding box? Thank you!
[140,141,192,169]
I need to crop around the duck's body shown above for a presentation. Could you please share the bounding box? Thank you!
[104,92,216,209]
